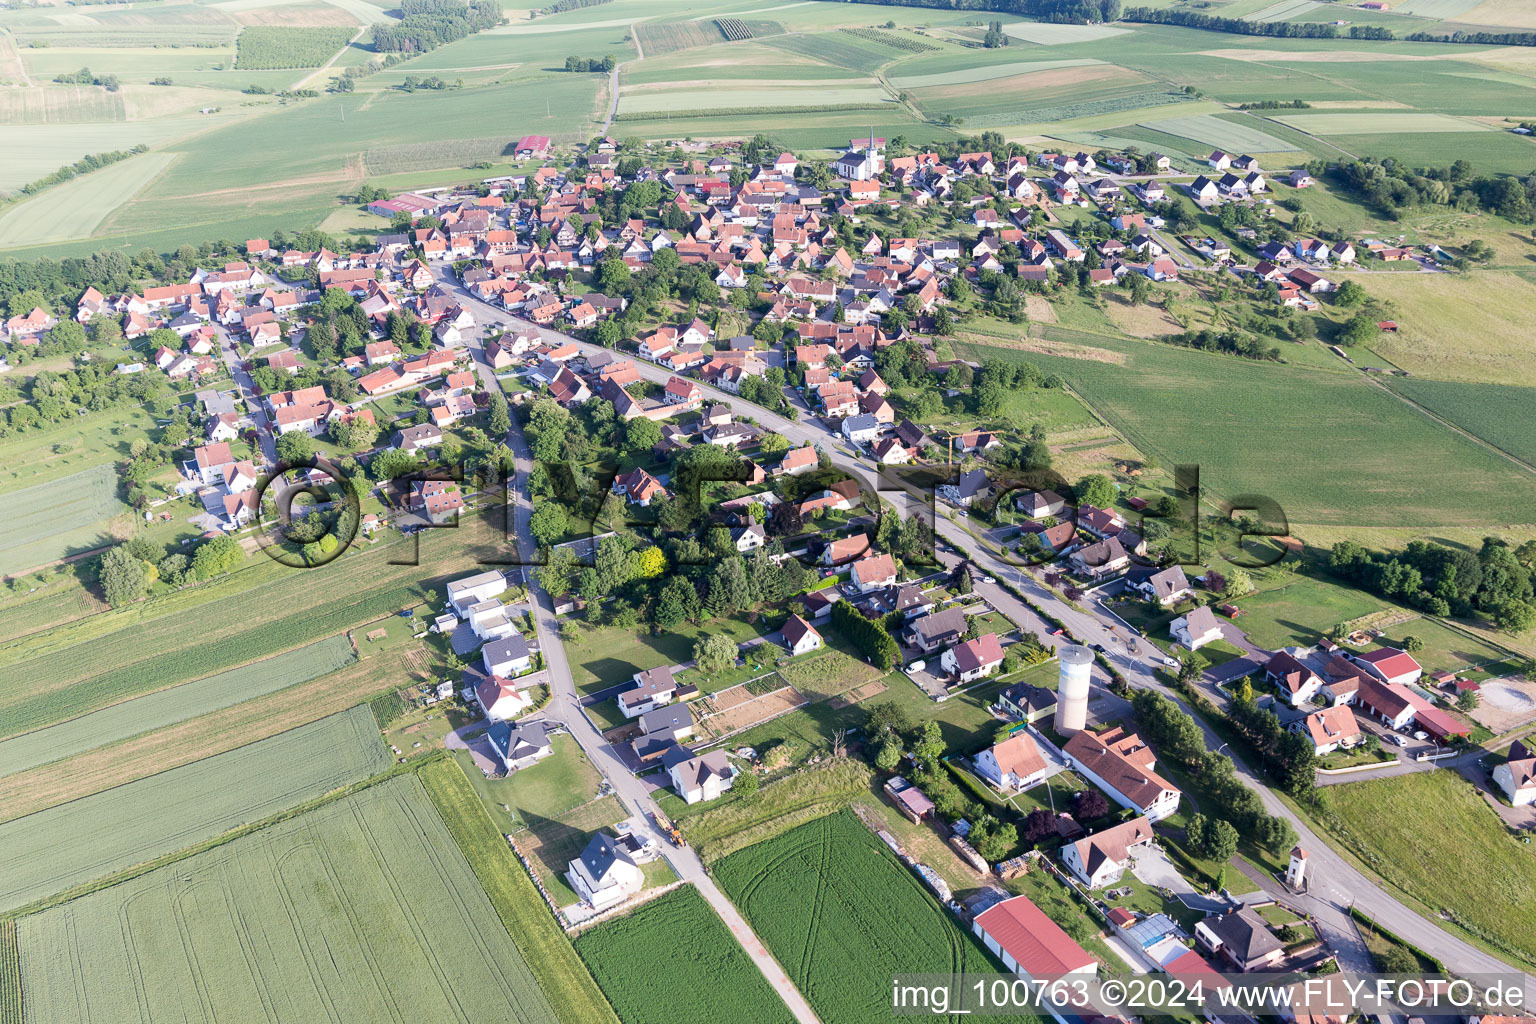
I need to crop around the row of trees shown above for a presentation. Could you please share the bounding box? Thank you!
[831,599,900,670]
[1329,537,1536,633]
[562,54,617,72]
[371,0,503,54]
[99,534,244,606]
[16,145,146,197]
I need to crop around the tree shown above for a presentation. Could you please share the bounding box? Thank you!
[190,535,243,580]
[1401,634,1425,653]
[875,735,903,772]
[99,545,148,606]
[635,546,667,578]
[912,720,945,772]
[1224,568,1255,597]
[1074,788,1109,820]
[1456,688,1480,711]
[732,765,759,797]
[1077,474,1116,509]
[275,430,315,465]
[1203,818,1240,862]
[1375,946,1419,974]
[1338,313,1379,347]
[487,392,510,436]
[653,575,700,629]
[1257,814,1297,855]
[693,632,739,675]
[1020,808,1056,844]
[529,502,568,546]
[621,416,661,453]
[969,814,1017,862]
[1334,279,1366,306]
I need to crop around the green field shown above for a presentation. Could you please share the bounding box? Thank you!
[0,524,470,738]
[0,634,357,779]
[619,83,892,114]
[956,336,1536,529]
[1318,771,1536,971]
[890,57,1103,88]
[1383,378,1536,465]
[1227,576,1385,650]
[1139,112,1295,152]
[0,707,386,912]
[419,757,621,1024]
[573,885,795,1024]
[1241,0,1320,20]
[0,117,230,193]
[714,809,1044,1024]
[762,31,903,73]
[1272,112,1489,134]
[17,774,562,1024]
[0,463,123,576]
[0,151,177,247]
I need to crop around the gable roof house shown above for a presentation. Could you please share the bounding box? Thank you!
[1061,816,1155,888]
[1349,647,1423,687]
[782,613,823,657]
[1294,704,1362,755]
[941,633,1005,684]
[997,683,1058,725]
[567,832,644,911]
[1169,604,1222,651]
[486,721,552,773]
[1261,650,1321,706]
[665,747,738,805]
[1493,740,1536,807]
[850,552,897,593]
[1070,535,1130,580]
[1063,726,1180,822]
[974,732,1049,793]
[1127,565,1192,606]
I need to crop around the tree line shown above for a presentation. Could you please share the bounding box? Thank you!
[15,145,147,197]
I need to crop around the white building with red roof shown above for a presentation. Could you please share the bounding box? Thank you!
[1349,647,1424,687]
[942,632,1005,684]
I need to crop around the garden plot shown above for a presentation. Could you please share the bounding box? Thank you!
[697,680,809,740]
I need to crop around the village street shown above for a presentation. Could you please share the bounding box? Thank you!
[437,265,1535,998]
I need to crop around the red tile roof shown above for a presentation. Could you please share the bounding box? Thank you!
[974,895,1096,976]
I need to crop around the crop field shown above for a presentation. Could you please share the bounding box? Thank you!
[1384,378,1536,465]
[0,634,357,780]
[0,515,497,739]
[0,85,128,123]
[714,809,1043,1024]
[1394,0,1485,16]
[420,758,620,1024]
[0,707,386,913]
[1272,111,1487,133]
[0,920,16,1024]
[235,25,355,68]
[1002,21,1130,44]
[1331,129,1536,172]
[0,150,177,248]
[1138,112,1295,151]
[762,31,903,73]
[1242,0,1320,19]
[17,774,562,1024]
[955,337,1536,529]
[0,117,224,194]
[0,463,122,576]
[1319,771,1536,971]
[635,19,732,56]
[573,885,795,1024]
[620,84,891,114]
[909,66,1160,126]
[890,57,1103,89]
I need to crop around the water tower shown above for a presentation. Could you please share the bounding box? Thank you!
[1054,645,1093,735]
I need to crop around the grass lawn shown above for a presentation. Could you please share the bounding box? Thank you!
[1228,576,1385,651]
[1375,616,1520,679]
[451,734,602,834]
[561,618,768,693]
[1316,770,1536,971]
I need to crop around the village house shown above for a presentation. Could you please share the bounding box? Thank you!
[782,613,823,656]
[1294,704,1363,755]
[941,633,1005,684]
[567,832,644,911]
[1127,565,1192,606]
[1493,740,1536,806]
[1266,650,1325,706]
[1061,816,1154,888]
[665,747,738,804]
[487,720,552,773]
[1170,604,1223,651]
[974,732,1049,792]
[1196,909,1285,973]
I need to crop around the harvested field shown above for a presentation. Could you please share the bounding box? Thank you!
[634,19,727,56]
[1359,271,1536,386]
[0,85,127,124]
[891,57,1102,88]
[1024,294,1058,323]
[0,707,386,912]
[1002,21,1129,43]
[0,634,357,779]
[955,331,1128,363]
[1241,0,1320,18]
[1455,0,1536,27]
[18,775,561,1024]
[1104,294,1182,337]
[1394,0,1484,16]
[1198,47,1446,61]
[620,84,890,114]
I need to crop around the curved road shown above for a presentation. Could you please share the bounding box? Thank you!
[436,263,1535,1000]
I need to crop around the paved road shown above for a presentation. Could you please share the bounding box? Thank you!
[458,320,823,1024]
[437,264,1534,995]
[215,326,277,464]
